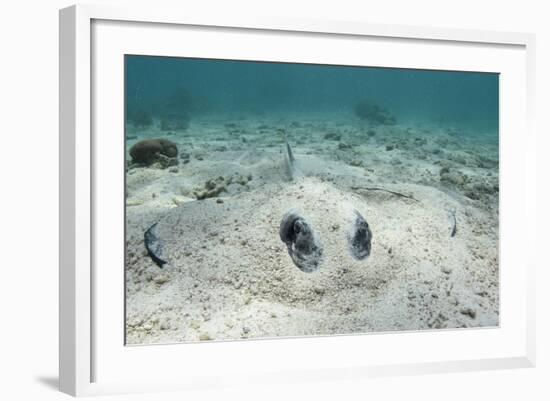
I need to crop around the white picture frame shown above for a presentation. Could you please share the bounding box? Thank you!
[59,4,536,397]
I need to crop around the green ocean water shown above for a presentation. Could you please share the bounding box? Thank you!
[125,55,498,135]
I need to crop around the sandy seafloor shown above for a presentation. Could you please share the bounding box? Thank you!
[124,112,499,345]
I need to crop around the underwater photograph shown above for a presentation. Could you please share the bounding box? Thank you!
[124,55,499,345]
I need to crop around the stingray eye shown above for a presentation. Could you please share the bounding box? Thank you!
[279,211,323,273]
[348,210,372,260]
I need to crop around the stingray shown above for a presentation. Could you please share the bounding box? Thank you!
[142,136,455,280]
[145,136,375,273]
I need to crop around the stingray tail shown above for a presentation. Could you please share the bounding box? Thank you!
[279,129,300,180]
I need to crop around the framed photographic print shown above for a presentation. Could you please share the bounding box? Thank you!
[59,4,536,396]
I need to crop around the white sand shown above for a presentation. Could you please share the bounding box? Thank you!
[125,113,499,344]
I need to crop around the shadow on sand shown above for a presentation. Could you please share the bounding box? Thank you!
[35,376,58,391]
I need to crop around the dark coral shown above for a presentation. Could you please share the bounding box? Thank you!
[354,100,397,126]
[129,138,178,168]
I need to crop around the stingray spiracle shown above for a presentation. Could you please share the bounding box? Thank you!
[347,210,372,260]
[279,211,324,272]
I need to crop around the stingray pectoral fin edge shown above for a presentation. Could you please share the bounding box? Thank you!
[144,222,168,268]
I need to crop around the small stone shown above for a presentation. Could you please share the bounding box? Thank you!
[128,317,144,327]
[126,199,144,207]
[199,332,212,341]
[171,196,186,206]
[460,307,477,319]
[153,274,169,285]
[216,198,224,204]
[242,326,251,334]
[313,287,325,295]
[465,190,481,200]
[205,179,216,190]
[440,172,465,186]
[324,132,342,141]
[474,288,488,296]
[441,266,453,274]
[180,152,191,163]
[338,142,351,150]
